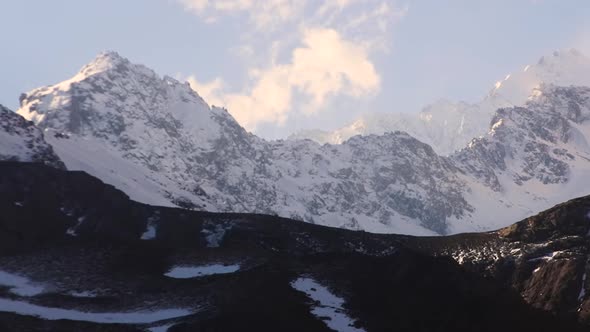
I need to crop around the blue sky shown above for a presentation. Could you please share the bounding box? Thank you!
[1,0,589,138]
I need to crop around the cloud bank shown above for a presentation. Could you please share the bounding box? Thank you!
[177,0,407,131]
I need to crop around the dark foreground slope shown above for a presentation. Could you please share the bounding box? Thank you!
[0,162,587,331]
[401,194,590,324]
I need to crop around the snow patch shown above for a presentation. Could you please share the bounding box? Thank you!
[141,225,156,240]
[148,323,176,332]
[59,207,74,217]
[0,271,45,297]
[164,264,240,279]
[201,221,232,248]
[579,272,587,302]
[528,250,567,262]
[68,290,99,298]
[66,216,86,237]
[142,213,160,240]
[0,298,192,324]
[291,278,365,332]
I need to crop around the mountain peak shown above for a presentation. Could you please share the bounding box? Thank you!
[66,51,168,89]
[485,48,590,107]
[77,51,131,78]
[94,50,126,63]
[15,50,245,147]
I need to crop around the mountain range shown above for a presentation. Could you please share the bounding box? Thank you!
[0,161,588,331]
[291,49,590,155]
[4,51,590,235]
[4,50,590,235]
[3,49,590,330]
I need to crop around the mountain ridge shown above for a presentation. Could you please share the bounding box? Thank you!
[292,49,590,156]
[8,51,590,235]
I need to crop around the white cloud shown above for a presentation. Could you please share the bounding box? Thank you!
[290,28,380,111]
[178,0,209,13]
[317,0,358,16]
[176,0,407,131]
[573,24,590,56]
[186,76,225,106]
[186,28,379,130]
[178,0,303,28]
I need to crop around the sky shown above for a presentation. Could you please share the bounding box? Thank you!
[1,0,589,138]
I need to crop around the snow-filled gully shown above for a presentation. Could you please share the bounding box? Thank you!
[291,277,366,332]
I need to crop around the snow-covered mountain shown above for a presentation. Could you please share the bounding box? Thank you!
[16,52,469,235]
[12,51,590,235]
[0,104,64,169]
[450,84,590,233]
[289,100,491,156]
[292,49,590,156]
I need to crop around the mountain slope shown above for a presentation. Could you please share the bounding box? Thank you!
[449,85,590,233]
[292,49,590,155]
[12,51,590,235]
[0,104,64,169]
[16,52,469,235]
[401,194,590,324]
[0,161,586,331]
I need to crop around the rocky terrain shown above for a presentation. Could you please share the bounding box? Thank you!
[401,194,590,324]
[1,161,589,331]
[11,51,590,236]
[0,104,64,169]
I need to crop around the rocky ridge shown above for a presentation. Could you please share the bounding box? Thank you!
[11,51,590,235]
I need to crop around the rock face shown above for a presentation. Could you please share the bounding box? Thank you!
[447,85,590,234]
[0,161,587,332]
[292,49,590,156]
[0,104,64,169]
[12,51,590,235]
[455,85,589,188]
